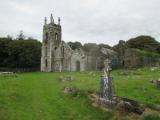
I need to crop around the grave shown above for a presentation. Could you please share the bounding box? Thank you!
[156,80,160,88]
[0,72,17,77]
[99,59,116,108]
[98,59,145,114]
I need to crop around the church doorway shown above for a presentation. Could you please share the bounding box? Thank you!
[76,61,80,71]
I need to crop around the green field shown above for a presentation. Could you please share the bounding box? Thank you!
[0,68,160,120]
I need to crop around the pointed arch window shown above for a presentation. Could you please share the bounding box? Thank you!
[45,59,48,68]
[45,32,48,43]
[55,33,58,40]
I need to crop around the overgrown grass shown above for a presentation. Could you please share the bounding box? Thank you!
[0,68,160,120]
[143,115,160,120]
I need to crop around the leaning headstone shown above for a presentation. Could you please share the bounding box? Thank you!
[59,75,65,82]
[150,79,160,89]
[149,80,157,84]
[156,80,160,89]
[64,87,72,93]
[99,59,116,108]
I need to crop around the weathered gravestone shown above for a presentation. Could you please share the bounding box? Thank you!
[98,59,145,113]
[156,80,160,89]
[64,87,72,93]
[149,79,160,89]
[99,59,116,108]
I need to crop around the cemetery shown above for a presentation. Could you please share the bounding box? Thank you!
[0,16,160,120]
[0,1,160,120]
[0,17,160,120]
[0,67,160,120]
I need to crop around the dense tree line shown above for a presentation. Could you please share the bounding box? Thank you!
[0,34,159,70]
[127,35,160,54]
[0,37,41,69]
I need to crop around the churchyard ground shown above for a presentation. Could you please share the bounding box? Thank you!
[0,67,160,120]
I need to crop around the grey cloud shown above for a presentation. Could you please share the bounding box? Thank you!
[0,0,160,46]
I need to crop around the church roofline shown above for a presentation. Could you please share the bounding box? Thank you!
[44,13,61,26]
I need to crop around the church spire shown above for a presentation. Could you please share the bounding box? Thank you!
[58,17,61,25]
[50,13,54,23]
[44,17,47,25]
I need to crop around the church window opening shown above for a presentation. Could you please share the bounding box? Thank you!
[55,33,58,40]
[45,59,48,68]
[45,32,48,43]
[45,47,47,55]
[62,45,64,57]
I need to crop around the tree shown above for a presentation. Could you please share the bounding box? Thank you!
[156,44,160,54]
[98,43,111,49]
[17,30,25,40]
[67,41,83,50]
[83,43,99,56]
[127,35,160,53]
[6,39,41,68]
[0,37,12,67]
[0,37,41,69]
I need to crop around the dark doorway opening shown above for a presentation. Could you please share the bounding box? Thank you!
[76,61,80,71]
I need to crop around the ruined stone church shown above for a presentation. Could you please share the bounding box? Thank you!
[41,14,86,72]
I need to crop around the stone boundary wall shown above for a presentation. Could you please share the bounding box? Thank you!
[0,67,40,72]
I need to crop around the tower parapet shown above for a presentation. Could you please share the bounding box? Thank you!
[43,13,61,26]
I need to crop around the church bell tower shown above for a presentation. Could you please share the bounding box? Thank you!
[41,13,62,72]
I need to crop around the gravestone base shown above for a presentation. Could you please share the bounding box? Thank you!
[99,97,117,109]
[116,97,145,115]
[99,75,117,109]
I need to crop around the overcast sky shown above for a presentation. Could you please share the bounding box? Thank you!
[0,0,160,46]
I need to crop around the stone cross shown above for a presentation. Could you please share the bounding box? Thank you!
[58,17,61,25]
[99,58,116,108]
[44,17,47,25]
[104,59,112,76]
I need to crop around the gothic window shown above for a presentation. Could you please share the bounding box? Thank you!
[45,47,47,55]
[45,32,48,43]
[62,45,64,57]
[55,33,58,40]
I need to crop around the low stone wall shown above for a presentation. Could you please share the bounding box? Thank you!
[0,67,40,72]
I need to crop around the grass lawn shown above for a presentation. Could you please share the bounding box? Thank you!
[0,68,160,120]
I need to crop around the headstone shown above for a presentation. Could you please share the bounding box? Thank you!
[0,72,17,77]
[59,75,65,82]
[150,79,160,89]
[156,80,160,88]
[99,59,116,108]
[64,87,72,93]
